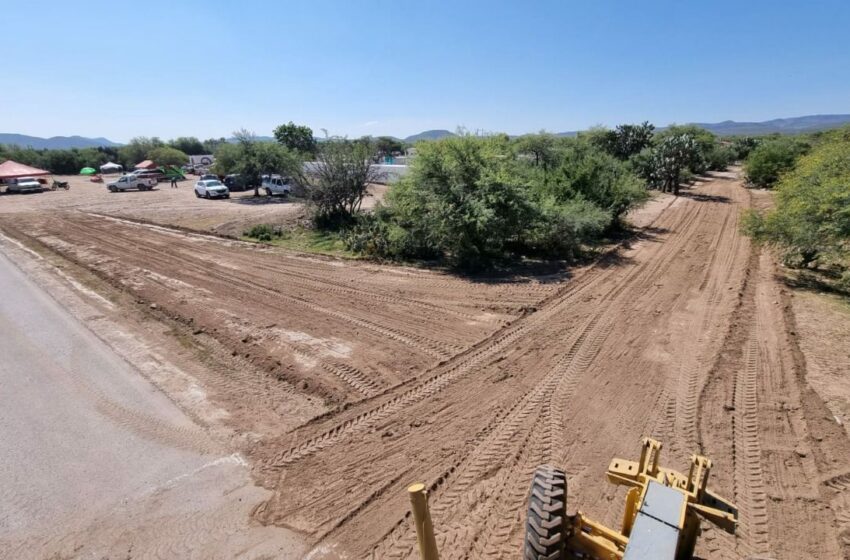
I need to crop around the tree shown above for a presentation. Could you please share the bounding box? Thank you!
[202,137,228,154]
[273,121,317,156]
[118,137,164,167]
[514,133,557,167]
[216,130,301,196]
[374,136,406,158]
[169,137,206,155]
[593,122,655,160]
[543,139,647,218]
[655,125,715,173]
[308,139,381,225]
[744,131,850,273]
[640,134,701,195]
[744,136,809,188]
[149,146,189,167]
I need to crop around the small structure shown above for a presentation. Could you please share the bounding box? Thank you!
[100,161,123,174]
[0,160,50,183]
[134,160,157,170]
[189,155,214,167]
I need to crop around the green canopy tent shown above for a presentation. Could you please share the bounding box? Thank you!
[80,167,97,175]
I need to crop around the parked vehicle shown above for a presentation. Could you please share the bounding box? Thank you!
[51,180,70,190]
[223,174,248,191]
[199,173,220,182]
[194,179,229,199]
[6,177,45,194]
[107,174,157,192]
[132,169,166,182]
[262,175,292,196]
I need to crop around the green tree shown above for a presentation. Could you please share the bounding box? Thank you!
[149,146,189,167]
[593,122,655,160]
[118,137,164,167]
[216,130,301,196]
[169,137,206,155]
[638,134,701,195]
[202,137,228,154]
[744,133,850,273]
[744,136,809,188]
[273,121,317,156]
[374,136,406,158]
[542,139,647,218]
[655,125,718,173]
[514,132,557,167]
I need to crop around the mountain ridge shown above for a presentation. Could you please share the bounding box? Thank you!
[3,114,849,150]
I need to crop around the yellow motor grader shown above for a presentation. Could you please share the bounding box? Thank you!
[407,438,738,560]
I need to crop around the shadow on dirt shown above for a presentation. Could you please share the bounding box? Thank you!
[678,191,731,204]
[228,195,298,206]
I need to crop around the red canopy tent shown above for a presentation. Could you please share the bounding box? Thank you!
[0,160,50,179]
[134,160,156,170]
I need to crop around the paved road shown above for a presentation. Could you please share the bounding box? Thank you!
[0,250,305,559]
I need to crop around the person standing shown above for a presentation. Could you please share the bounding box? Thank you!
[170,175,178,188]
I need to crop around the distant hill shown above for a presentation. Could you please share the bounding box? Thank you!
[554,114,850,138]
[692,114,850,136]
[0,133,120,149]
[404,129,456,143]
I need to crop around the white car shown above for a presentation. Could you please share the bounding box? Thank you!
[262,175,292,196]
[7,176,44,194]
[194,179,229,199]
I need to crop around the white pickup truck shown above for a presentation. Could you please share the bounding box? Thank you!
[107,174,157,192]
[262,175,292,196]
[6,177,44,194]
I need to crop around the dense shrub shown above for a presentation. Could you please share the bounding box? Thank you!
[244,224,278,241]
[541,140,648,219]
[343,134,647,269]
[744,137,809,188]
[744,130,850,274]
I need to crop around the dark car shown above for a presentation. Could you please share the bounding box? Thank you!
[223,174,248,191]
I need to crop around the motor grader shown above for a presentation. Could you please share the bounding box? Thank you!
[407,438,738,560]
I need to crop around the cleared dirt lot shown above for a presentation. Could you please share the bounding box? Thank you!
[0,174,385,237]
[1,170,848,559]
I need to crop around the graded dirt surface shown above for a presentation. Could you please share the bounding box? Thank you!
[0,174,385,237]
[1,169,848,559]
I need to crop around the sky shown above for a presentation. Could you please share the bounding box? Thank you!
[3,0,849,142]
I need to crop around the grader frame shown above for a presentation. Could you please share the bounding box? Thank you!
[530,437,738,559]
[407,438,738,560]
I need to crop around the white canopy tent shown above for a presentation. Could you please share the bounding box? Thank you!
[100,162,123,174]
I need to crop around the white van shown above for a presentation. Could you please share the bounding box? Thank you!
[261,175,292,197]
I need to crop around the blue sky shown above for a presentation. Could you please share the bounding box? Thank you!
[3,0,849,142]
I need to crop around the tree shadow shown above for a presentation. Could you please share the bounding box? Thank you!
[228,195,297,206]
[780,268,850,297]
[678,190,731,204]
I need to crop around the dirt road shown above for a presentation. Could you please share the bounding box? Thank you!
[1,169,848,559]
[0,250,306,559]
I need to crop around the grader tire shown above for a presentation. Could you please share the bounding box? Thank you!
[524,464,568,560]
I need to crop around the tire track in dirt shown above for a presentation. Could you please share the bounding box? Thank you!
[271,182,725,558]
[66,216,462,361]
[732,325,770,557]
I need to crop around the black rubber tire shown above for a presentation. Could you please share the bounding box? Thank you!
[195,190,201,198]
[524,465,568,560]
